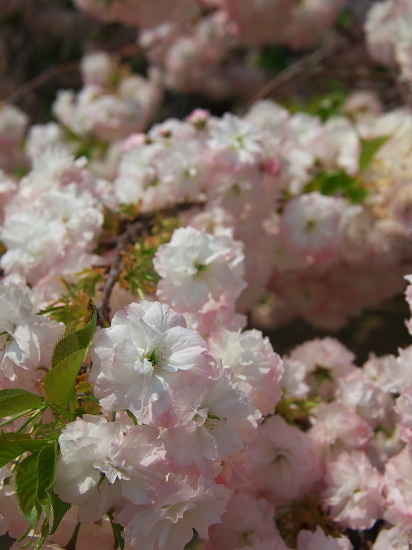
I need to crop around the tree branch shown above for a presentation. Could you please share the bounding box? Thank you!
[96,201,203,326]
[246,35,352,108]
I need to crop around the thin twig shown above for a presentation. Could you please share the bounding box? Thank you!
[389,69,412,108]
[246,35,352,108]
[96,201,203,326]
[4,61,80,104]
[96,219,145,326]
[290,66,393,82]
[2,43,142,104]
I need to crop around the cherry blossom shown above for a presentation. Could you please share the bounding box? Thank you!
[0,283,64,392]
[90,300,210,423]
[154,226,246,312]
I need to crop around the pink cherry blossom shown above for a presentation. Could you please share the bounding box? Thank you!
[322,450,385,530]
[117,475,230,550]
[90,300,210,423]
[154,226,246,312]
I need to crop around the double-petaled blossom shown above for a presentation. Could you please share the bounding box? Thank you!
[161,365,259,476]
[321,450,385,530]
[0,283,64,392]
[117,474,230,550]
[246,415,322,505]
[154,226,246,312]
[54,415,165,522]
[90,300,211,424]
[205,491,283,550]
[208,329,284,415]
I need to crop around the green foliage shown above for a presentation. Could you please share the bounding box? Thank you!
[37,274,104,331]
[286,90,348,122]
[119,242,160,297]
[15,453,42,527]
[13,442,69,540]
[50,305,96,368]
[0,389,43,418]
[258,44,289,72]
[276,396,320,428]
[0,433,49,468]
[119,203,142,220]
[125,409,138,426]
[74,374,102,416]
[43,304,97,413]
[359,135,391,172]
[37,444,57,504]
[302,133,391,204]
[336,6,353,29]
[304,168,369,204]
[63,127,109,161]
[108,509,125,550]
[49,491,72,535]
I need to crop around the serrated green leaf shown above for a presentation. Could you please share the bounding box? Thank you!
[43,305,97,409]
[0,433,49,468]
[108,508,125,550]
[0,389,43,418]
[37,444,57,504]
[15,453,41,527]
[34,519,49,550]
[43,353,84,410]
[49,491,71,535]
[51,304,97,368]
[359,135,391,172]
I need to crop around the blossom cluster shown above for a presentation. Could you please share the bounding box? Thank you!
[3,68,412,329]
[365,0,412,86]
[3,1,412,548]
[71,0,350,101]
[5,272,412,548]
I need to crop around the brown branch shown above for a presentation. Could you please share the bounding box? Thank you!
[2,43,142,105]
[4,61,80,104]
[246,35,352,109]
[96,218,146,327]
[290,66,392,82]
[389,69,412,109]
[96,201,204,327]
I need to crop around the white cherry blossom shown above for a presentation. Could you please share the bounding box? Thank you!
[154,226,246,311]
[90,300,210,423]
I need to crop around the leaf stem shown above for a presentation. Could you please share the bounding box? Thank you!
[0,407,44,429]
[17,406,47,433]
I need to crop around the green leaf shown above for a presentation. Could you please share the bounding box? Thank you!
[15,453,41,527]
[49,491,72,535]
[285,90,347,122]
[359,135,391,172]
[37,444,57,504]
[34,519,49,550]
[108,509,125,550]
[0,433,49,468]
[258,44,288,72]
[336,6,352,28]
[43,305,97,409]
[304,169,369,204]
[51,304,97,368]
[0,389,43,418]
